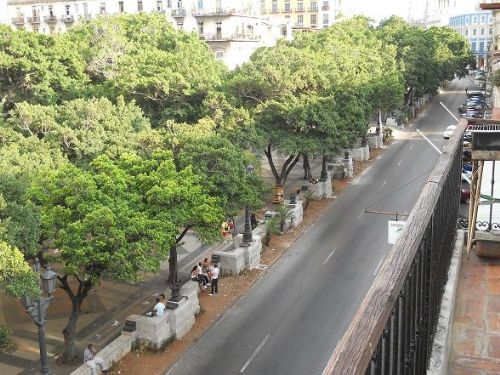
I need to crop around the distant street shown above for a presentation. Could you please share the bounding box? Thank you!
[167,78,468,375]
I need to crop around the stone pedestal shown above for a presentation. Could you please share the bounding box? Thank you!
[126,313,171,350]
[169,297,195,340]
[214,235,262,275]
[367,134,381,149]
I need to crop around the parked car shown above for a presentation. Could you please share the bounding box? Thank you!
[443,125,456,139]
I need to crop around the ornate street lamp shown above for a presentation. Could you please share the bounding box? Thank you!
[21,263,57,375]
[241,164,254,247]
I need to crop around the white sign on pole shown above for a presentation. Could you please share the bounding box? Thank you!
[388,220,407,245]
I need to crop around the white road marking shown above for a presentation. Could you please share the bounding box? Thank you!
[381,181,386,187]
[323,248,337,265]
[373,258,384,276]
[397,160,402,166]
[358,211,364,219]
[240,334,271,373]
[409,144,414,150]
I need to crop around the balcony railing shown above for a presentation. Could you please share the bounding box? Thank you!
[322,4,330,11]
[44,15,58,23]
[193,8,239,16]
[27,16,41,24]
[322,119,466,374]
[309,7,318,12]
[201,33,261,41]
[61,15,74,23]
[171,8,186,17]
[12,16,25,25]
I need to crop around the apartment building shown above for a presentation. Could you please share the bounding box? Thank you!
[260,0,341,32]
[0,0,290,69]
[449,10,493,68]
[176,0,291,69]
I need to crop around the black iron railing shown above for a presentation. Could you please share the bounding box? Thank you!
[323,119,466,375]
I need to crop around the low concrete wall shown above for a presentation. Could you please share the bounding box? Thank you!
[428,230,464,375]
[214,235,262,276]
[70,332,136,375]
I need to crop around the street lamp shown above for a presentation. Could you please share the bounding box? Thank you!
[21,262,57,375]
[241,164,254,247]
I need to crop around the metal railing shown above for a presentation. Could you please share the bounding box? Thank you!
[323,119,466,374]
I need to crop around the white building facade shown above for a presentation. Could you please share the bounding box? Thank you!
[0,0,290,69]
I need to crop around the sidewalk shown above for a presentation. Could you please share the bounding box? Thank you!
[0,155,324,375]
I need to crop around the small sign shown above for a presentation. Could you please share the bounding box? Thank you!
[388,220,407,244]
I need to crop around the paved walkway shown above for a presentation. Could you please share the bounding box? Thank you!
[0,155,324,375]
[451,251,500,374]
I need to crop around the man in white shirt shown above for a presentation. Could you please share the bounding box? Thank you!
[153,297,165,316]
[209,263,220,296]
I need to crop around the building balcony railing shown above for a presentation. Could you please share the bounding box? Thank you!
[61,15,74,23]
[27,16,41,24]
[295,7,305,12]
[322,5,330,11]
[294,22,304,28]
[171,8,186,17]
[309,6,318,12]
[192,8,239,16]
[200,33,261,41]
[44,15,58,23]
[12,16,25,25]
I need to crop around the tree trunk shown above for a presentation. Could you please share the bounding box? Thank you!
[320,154,328,181]
[263,144,300,187]
[58,275,93,363]
[302,153,312,181]
[168,225,192,285]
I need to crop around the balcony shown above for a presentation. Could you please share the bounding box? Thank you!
[201,33,261,42]
[44,15,58,23]
[27,16,41,24]
[192,8,238,16]
[309,7,318,12]
[61,15,74,24]
[11,16,25,25]
[295,7,305,12]
[171,8,186,17]
[322,4,330,11]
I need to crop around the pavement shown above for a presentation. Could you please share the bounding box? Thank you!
[166,79,468,375]
[450,249,500,374]
[0,148,325,375]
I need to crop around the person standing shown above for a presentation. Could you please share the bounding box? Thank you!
[84,344,108,374]
[209,264,220,296]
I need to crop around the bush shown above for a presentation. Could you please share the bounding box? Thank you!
[0,326,13,352]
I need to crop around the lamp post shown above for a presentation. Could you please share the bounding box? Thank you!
[241,164,254,247]
[21,264,57,375]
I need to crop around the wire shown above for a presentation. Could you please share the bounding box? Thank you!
[365,167,436,211]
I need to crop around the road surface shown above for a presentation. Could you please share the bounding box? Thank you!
[167,79,468,375]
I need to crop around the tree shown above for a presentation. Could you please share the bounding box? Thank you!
[28,152,222,361]
[7,97,151,164]
[0,241,39,298]
[63,14,226,124]
[0,25,87,114]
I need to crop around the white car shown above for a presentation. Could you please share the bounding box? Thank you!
[443,125,456,139]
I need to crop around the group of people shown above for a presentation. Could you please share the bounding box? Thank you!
[191,258,219,296]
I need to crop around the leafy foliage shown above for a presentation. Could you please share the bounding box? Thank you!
[0,241,39,298]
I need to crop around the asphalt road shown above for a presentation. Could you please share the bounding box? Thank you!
[166,79,468,375]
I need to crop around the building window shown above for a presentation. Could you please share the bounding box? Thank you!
[465,28,468,36]
[310,14,317,26]
[215,50,224,60]
[479,41,484,52]
[138,0,143,11]
[481,15,485,23]
[167,0,172,7]
[297,1,303,11]
[284,1,290,12]
[100,2,106,14]
[465,17,469,25]
[471,41,477,51]
[481,28,485,35]
[157,0,163,11]
[310,1,317,11]
[216,21,222,38]
[198,22,203,34]
[65,5,70,16]
[281,25,287,36]
[198,0,203,9]
[472,28,477,36]
[323,13,329,26]
[297,14,303,25]
[272,0,277,13]
[119,1,124,12]
[472,16,477,24]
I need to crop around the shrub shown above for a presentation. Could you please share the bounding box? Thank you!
[0,326,13,352]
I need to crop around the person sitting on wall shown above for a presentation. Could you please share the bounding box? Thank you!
[84,344,109,375]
